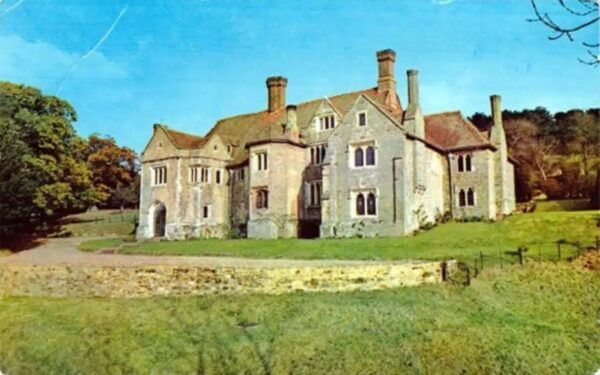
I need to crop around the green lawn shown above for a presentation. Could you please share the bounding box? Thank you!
[85,211,600,266]
[58,209,137,237]
[535,199,591,212]
[0,262,598,374]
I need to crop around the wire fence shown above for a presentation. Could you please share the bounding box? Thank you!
[446,236,600,286]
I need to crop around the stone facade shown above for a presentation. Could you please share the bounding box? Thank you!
[0,260,453,298]
[137,48,516,240]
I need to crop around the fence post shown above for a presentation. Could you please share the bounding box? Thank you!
[557,242,561,261]
[480,251,484,270]
[441,261,448,282]
[465,265,471,286]
[499,250,503,268]
[518,247,524,266]
[474,259,479,277]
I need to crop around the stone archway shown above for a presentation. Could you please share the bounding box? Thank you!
[153,204,166,238]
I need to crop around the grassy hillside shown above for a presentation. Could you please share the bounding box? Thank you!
[83,211,600,265]
[0,262,597,374]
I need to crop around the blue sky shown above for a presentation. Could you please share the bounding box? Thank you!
[1,0,598,152]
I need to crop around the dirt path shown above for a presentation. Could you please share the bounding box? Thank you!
[0,237,419,268]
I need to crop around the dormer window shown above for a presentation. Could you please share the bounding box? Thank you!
[317,114,336,131]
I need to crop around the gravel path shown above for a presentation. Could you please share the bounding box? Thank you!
[0,238,419,268]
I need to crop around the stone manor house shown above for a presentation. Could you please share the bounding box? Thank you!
[137,49,516,240]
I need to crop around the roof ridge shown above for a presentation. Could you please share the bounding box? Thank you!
[295,87,377,107]
[424,110,462,117]
[162,126,204,139]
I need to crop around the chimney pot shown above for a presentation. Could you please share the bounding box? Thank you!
[266,76,288,112]
[407,69,419,106]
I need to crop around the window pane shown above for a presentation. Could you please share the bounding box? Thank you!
[458,156,464,172]
[366,146,375,165]
[354,148,364,167]
[359,113,366,126]
[467,189,474,206]
[459,190,466,207]
[367,193,376,215]
[356,193,365,215]
[466,155,472,171]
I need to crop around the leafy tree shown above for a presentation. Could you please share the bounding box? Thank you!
[0,82,102,224]
[85,134,139,209]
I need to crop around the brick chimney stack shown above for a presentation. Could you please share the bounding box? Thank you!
[266,76,287,112]
[376,49,396,93]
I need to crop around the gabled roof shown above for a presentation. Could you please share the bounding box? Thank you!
[424,111,493,152]
[205,87,403,167]
[158,125,205,149]
[152,90,503,165]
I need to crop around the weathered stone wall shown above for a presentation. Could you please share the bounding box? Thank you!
[248,142,306,239]
[321,96,407,238]
[137,128,231,240]
[0,260,453,298]
[229,165,250,236]
[449,150,496,220]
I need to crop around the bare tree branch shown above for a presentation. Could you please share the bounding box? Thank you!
[528,0,600,66]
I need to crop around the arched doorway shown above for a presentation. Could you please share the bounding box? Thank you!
[153,204,166,237]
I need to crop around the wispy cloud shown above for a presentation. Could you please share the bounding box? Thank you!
[431,0,455,5]
[1,0,26,16]
[56,5,128,94]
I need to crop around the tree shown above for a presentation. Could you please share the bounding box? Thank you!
[112,178,139,211]
[0,82,102,224]
[555,109,599,177]
[85,134,139,208]
[528,0,599,66]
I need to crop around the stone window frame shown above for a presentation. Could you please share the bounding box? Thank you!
[215,168,223,185]
[255,188,269,210]
[458,188,477,207]
[315,113,336,132]
[255,151,268,171]
[349,141,377,169]
[357,111,368,127]
[350,189,378,219]
[190,166,211,184]
[310,143,328,165]
[233,167,245,182]
[307,181,322,207]
[151,165,168,186]
[202,204,211,219]
[457,154,474,173]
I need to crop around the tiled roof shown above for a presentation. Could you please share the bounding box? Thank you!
[424,111,492,151]
[157,90,495,165]
[160,126,205,149]
[208,87,403,166]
